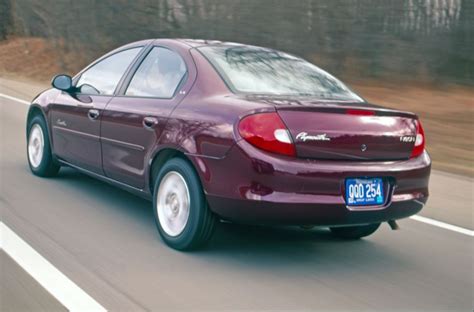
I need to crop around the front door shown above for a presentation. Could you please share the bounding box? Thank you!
[50,47,143,174]
[50,93,110,174]
[101,46,191,189]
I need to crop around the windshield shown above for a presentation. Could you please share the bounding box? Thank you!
[198,45,363,102]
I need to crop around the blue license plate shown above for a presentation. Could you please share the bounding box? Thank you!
[345,178,384,206]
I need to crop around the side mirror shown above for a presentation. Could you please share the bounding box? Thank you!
[51,74,73,92]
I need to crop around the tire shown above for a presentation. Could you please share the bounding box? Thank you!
[27,115,60,177]
[329,223,381,239]
[152,157,216,250]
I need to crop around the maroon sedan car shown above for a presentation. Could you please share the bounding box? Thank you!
[26,39,430,250]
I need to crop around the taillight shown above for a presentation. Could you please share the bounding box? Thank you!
[238,112,296,157]
[410,119,425,158]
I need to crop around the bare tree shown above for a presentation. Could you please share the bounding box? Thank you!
[2,0,473,85]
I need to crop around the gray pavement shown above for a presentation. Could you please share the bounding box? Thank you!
[1,78,473,311]
[1,251,67,312]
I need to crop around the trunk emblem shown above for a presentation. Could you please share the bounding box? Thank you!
[296,132,331,142]
[400,136,416,143]
[361,144,367,152]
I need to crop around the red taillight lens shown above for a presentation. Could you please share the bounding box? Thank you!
[238,112,296,157]
[410,119,425,158]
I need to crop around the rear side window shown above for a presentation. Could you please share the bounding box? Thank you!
[126,47,187,98]
[76,47,142,95]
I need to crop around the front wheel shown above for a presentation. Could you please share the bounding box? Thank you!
[329,223,381,239]
[153,158,216,250]
[27,115,60,177]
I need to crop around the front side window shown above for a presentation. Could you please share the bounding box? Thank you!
[198,45,363,102]
[76,47,142,95]
[126,47,187,98]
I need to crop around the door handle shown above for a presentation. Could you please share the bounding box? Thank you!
[88,109,100,120]
[143,116,159,129]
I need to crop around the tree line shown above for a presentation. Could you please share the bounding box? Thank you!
[2,0,473,85]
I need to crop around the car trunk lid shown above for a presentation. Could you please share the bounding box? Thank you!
[276,105,418,161]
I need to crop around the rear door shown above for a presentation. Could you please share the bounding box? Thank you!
[50,47,142,173]
[100,46,193,189]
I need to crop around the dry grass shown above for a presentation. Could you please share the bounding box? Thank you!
[0,37,84,82]
[352,83,473,177]
[1,37,473,177]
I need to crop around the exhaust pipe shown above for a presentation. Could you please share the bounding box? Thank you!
[388,220,399,230]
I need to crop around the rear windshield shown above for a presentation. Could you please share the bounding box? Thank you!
[198,45,363,102]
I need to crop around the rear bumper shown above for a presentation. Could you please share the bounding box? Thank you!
[193,140,431,226]
[207,195,425,226]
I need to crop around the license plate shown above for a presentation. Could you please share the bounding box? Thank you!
[345,178,384,206]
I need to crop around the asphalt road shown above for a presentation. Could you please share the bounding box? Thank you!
[1,78,473,311]
[1,250,67,312]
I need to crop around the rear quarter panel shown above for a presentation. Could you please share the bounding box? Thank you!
[163,48,279,158]
[158,48,276,192]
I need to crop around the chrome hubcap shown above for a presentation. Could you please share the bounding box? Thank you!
[28,124,44,168]
[157,171,190,237]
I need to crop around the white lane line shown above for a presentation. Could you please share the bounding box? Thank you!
[409,215,473,237]
[0,92,31,105]
[1,92,473,238]
[0,222,107,312]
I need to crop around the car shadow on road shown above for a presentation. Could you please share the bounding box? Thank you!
[199,222,413,276]
[51,166,408,270]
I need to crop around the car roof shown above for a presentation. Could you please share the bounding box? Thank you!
[151,38,248,49]
[119,39,256,51]
[120,39,155,49]
[176,39,237,47]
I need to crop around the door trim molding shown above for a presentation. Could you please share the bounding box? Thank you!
[101,136,145,151]
[53,126,100,141]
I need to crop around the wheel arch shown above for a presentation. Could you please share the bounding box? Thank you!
[26,104,48,133]
[26,104,56,160]
[148,147,199,194]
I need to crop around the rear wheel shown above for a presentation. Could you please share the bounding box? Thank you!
[27,115,60,177]
[153,158,216,250]
[329,223,380,239]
